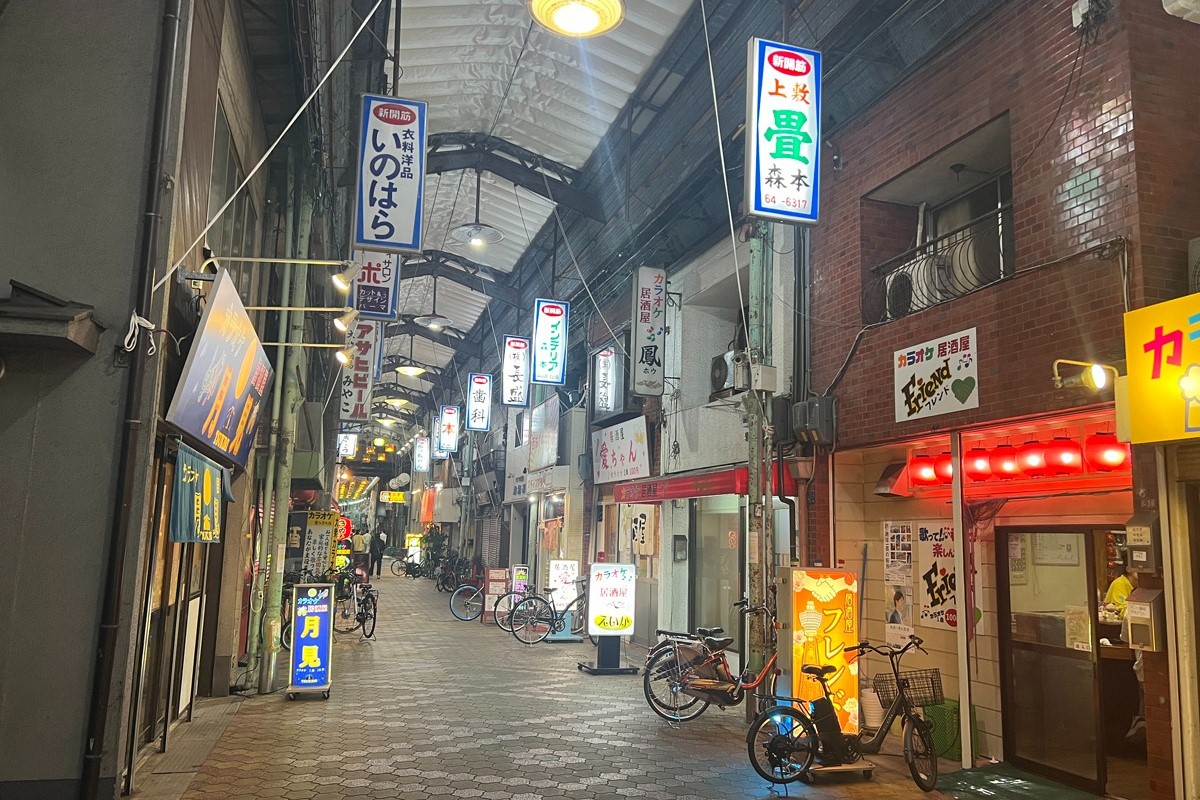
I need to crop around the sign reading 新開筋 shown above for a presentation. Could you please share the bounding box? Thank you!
[588,563,637,637]
[591,416,650,484]
[437,405,461,453]
[466,373,492,431]
[529,394,560,472]
[631,267,667,396]
[745,39,822,224]
[1123,292,1200,444]
[353,95,426,253]
[916,522,956,630]
[893,327,978,423]
[378,491,407,504]
[340,321,380,423]
[790,569,859,732]
[501,335,530,407]
[348,250,401,320]
[413,436,431,472]
[165,270,273,468]
[289,584,335,692]
[532,299,569,385]
[169,442,230,543]
[592,346,621,415]
[302,511,339,576]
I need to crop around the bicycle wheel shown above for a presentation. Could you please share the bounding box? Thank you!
[360,594,378,638]
[747,706,817,784]
[437,572,455,592]
[390,559,402,576]
[511,597,553,644]
[450,585,484,621]
[334,594,360,633]
[493,591,525,632]
[755,667,780,714]
[281,619,292,651]
[904,715,938,792]
[643,650,708,722]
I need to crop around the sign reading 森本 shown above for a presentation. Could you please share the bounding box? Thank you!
[340,321,380,423]
[466,373,492,432]
[353,95,426,253]
[532,299,569,385]
[745,39,821,224]
[631,267,667,396]
[893,327,978,423]
[437,405,461,453]
[588,563,637,637]
[591,416,650,484]
[348,250,400,320]
[501,335,531,406]
[289,584,335,693]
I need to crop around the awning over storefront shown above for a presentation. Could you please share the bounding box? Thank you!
[615,462,798,503]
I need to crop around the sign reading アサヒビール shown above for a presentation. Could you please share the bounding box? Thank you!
[893,327,978,423]
[1124,292,1200,444]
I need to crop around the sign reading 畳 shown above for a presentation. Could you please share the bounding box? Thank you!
[745,39,821,224]
[353,95,426,253]
[289,584,334,694]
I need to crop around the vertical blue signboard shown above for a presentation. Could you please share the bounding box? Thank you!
[353,95,427,253]
[288,584,334,696]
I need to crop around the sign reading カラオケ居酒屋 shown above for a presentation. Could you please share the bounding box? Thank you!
[353,95,426,253]
[1123,292,1200,444]
[588,563,637,637]
[348,250,400,320]
[501,335,530,407]
[631,267,667,396]
[340,321,380,424]
[745,39,821,224]
[466,373,492,432]
[532,299,569,385]
[893,327,978,423]
[437,405,461,453]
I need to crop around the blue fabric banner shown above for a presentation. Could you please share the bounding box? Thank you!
[169,442,231,543]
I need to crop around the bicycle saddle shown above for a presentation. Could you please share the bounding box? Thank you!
[696,626,724,637]
[802,665,837,677]
[545,587,556,593]
[704,636,736,652]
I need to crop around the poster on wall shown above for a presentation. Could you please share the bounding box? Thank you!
[882,521,914,647]
[548,559,580,609]
[791,569,859,733]
[893,327,978,423]
[621,504,657,557]
[301,511,339,576]
[916,522,957,629]
[588,563,637,636]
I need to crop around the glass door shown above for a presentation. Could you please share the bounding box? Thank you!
[689,495,745,668]
[998,528,1103,793]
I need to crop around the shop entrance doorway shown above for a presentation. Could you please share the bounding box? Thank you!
[997,527,1148,799]
[688,495,746,669]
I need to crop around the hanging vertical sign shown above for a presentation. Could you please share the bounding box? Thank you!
[348,250,400,320]
[433,447,449,460]
[532,299,569,385]
[466,373,492,431]
[288,584,335,695]
[353,95,427,253]
[631,267,667,396]
[593,347,619,413]
[916,522,957,629]
[169,443,229,543]
[745,39,822,224]
[413,436,431,473]
[340,321,379,423]
[437,405,461,453]
[501,335,531,407]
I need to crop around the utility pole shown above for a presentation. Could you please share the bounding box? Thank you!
[260,165,315,693]
[458,432,475,558]
[744,220,774,721]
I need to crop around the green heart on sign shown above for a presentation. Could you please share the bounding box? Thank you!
[951,376,976,404]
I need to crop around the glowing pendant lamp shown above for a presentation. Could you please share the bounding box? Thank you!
[530,0,625,37]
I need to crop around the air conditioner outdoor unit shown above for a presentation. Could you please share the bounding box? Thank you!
[710,349,749,401]
[884,253,954,320]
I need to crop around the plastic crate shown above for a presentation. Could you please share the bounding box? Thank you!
[925,698,979,761]
[872,668,944,708]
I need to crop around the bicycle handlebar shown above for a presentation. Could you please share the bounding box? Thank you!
[849,634,926,657]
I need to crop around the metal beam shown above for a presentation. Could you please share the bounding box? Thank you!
[401,252,521,308]
[383,321,483,358]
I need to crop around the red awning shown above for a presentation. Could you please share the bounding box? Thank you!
[614,462,798,503]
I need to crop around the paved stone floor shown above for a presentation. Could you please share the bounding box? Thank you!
[149,574,951,799]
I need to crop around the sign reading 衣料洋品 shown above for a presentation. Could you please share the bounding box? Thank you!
[353,95,426,253]
[631,267,666,396]
[348,250,401,320]
[466,373,492,432]
[745,39,821,224]
[893,327,978,423]
[501,335,530,407]
[532,299,569,385]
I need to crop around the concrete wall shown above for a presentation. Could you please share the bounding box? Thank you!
[0,2,167,796]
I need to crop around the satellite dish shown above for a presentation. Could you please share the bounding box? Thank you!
[397,473,411,486]
[388,478,402,490]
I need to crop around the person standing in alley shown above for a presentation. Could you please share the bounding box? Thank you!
[369,526,385,577]
[351,526,369,576]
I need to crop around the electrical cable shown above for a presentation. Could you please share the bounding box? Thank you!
[1014,34,1086,176]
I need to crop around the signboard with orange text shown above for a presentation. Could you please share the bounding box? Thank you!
[790,568,860,734]
[1123,292,1200,444]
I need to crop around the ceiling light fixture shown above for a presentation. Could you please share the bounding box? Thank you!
[449,170,504,247]
[333,307,359,333]
[332,262,362,293]
[530,0,624,37]
[396,336,428,377]
[413,276,452,331]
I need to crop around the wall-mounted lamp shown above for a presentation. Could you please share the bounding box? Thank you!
[1052,359,1120,390]
[331,262,363,293]
[333,307,359,333]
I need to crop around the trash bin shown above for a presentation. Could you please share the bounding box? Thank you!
[925,698,978,762]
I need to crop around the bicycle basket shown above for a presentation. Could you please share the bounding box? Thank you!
[872,668,943,708]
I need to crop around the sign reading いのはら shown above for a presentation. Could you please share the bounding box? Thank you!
[501,335,530,407]
[532,299,569,385]
[1123,292,1200,444]
[165,269,273,468]
[588,563,636,636]
[437,405,461,453]
[169,442,232,543]
[790,568,859,732]
[289,584,335,695]
[353,95,426,253]
[340,321,380,423]
[631,266,667,396]
[466,373,492,431]
[348,250,400,320]
[745,39,822,224]
[893,327,978,423]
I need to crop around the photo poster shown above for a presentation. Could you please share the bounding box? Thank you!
[916,522,957,630]
[622,503,658,558]
[883,521,914,647]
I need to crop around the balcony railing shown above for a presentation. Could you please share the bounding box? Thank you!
[861,203,1014,324]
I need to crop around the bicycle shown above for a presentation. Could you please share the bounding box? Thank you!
[509,579,594,645]
[642,596,778,722]
[281,568,325,650]
[491,585,536,633]
[745,635,940,791]
[449,582,485,621]
[334,571,378,638]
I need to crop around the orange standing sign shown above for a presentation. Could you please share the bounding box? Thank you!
[791,569,860,733]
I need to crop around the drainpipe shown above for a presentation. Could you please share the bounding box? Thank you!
[259,167,315,693]
[80,2,181,797]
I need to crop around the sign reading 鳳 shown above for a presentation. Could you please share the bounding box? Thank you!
[466,373,492,431]
[413,436,430,473]
[378,491,407,504]
[593,346,619,414]
[1124,292,1200,444]
[165,269,273,468]
[340,321,380,423]
[532,299,569,385]
[631,267,667,396]
[501,335,531,406]
[348,250,400,320]
[437,405,461,453]
[745,39,821,224]
[791,569,859,733]
[591,416,650,484]
[289,584,335,693]
[893,327,978,423]
[353,95,426,253]
[169,443,229,543]
[588,563,636,636]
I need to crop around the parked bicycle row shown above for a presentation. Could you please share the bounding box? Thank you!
[281,565,379,647]
[446,574,600,645]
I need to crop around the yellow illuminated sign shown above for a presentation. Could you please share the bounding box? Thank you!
[1124,293,1200,444]
[378,491,407,504]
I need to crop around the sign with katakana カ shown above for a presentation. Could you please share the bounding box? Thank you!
[1124,291,1200,444]
[348,250,400,320]
[893,327,978,423]
[532,299,569,385]
[288,584,334,693]
[353,95,426,253]
[466,373,492,432]
[745,39,821,224]
[339,321,380,423]
[631,267,666,396]
[437,405,461,453]
[413,436,430,472]
[591,416,650,484]
[501,335,530,406]
[588,563,637,636]
[593,346,620,414]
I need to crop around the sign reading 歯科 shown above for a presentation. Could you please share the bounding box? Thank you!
[466,373,492,432]
[893,327,978,423]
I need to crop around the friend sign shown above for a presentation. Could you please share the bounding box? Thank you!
[288,584,334,697]
[588,563,636,636]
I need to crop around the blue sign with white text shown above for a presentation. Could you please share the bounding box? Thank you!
[353,95,427,253]
[289,584,334,692]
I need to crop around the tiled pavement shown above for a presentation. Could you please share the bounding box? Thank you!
[141,574,951,799]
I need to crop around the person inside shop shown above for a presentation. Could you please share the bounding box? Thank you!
[369,527,385,577]
[1104,563,1138,617]
[1105,563,1145,744]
